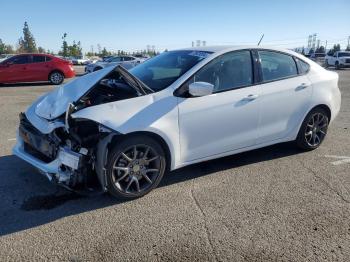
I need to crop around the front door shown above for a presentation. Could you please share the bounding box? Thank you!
[177,50,260,162]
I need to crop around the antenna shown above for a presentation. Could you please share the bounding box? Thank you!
[257,34,264,46]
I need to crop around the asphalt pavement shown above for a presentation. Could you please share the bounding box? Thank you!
[0,66,349,261]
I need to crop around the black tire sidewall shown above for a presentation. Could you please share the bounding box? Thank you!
[106,135,166,200]
[49,71,64,85]
[296,108,329,150]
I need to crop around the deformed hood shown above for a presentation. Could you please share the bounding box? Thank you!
[35,66,115,120]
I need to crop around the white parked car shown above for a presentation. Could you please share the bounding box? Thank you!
[71,56,90,65]
[85,56,140,73]
[325,51,350,69]
[13,46,341,199]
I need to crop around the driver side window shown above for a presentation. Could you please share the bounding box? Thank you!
[192,50,253,93]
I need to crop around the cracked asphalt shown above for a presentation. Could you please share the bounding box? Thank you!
[0,67,349,261]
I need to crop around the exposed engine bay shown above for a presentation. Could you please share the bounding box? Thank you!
[18,66,151,194]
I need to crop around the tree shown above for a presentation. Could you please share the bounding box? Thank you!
[17,22,37,53]
[315,46,325,53]
[101,47,110,57]
[38,46,46,53]
[60,33,69,57]
[327,44,341,55]
[0,39,5,54]
[346,45,350,51]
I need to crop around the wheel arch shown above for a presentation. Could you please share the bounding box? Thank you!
[48,69,65,80]
[108,131,173,172]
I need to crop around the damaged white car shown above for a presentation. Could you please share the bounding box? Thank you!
[13,46,341,199]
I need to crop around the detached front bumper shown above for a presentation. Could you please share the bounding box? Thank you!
[12,131,82,184]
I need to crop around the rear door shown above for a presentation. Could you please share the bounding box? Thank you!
[256,50,312,144]
[28,55,52,81]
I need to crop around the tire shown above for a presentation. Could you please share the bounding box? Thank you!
[93,67,102,72]
[296,107,329,151]
[49,71,64,85]
[335,61,340,70]
[106,135,166,200]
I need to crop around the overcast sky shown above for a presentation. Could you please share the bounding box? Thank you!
[1,0,349,53]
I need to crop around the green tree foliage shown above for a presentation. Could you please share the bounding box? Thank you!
[315,46,325,53]
[327,44,341,55]
[59,34,82,57]
[60,33,69,57]
[17,22,37,53]
[38,46,46,53]
[0,38,15,54]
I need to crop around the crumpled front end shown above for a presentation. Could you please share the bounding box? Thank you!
[12,113,89,186]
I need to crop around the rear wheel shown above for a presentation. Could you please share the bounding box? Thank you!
[106,135,166,200]
[49,71,64,85]
[296,108,329,150]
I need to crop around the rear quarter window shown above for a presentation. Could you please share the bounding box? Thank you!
[295,58,310,75]
[259,51,298,82]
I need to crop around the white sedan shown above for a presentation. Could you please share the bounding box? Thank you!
[85,56,141,73]
[13,46,341,199]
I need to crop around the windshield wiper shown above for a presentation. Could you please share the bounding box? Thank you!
[116,65,154,95]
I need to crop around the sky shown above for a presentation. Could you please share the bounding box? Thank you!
[0,0,349,53]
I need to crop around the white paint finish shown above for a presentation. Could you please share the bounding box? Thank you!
[325,155,350,166]
[71,88,181,169]
[35,66,115,120]
[178,85,260,162]
[16,46,342,174]
[256,75,312,144]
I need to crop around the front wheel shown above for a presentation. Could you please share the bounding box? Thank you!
[49,71,64,85]
[106,135,166,200]
[335,61,340,70]
[296,108,329,150]
[324,59,329,68]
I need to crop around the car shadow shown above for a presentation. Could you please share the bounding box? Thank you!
[0,142,301,236]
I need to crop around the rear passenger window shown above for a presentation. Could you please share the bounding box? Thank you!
[259,51,297,82]
[193,50,253,92]
[32,56,46,63]
[295,58,310,74]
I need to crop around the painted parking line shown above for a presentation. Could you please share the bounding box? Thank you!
[325,155,350,165]
[7,138,16,141]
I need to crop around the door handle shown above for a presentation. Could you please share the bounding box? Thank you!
[295,83,309,91]
[243,94,259,101]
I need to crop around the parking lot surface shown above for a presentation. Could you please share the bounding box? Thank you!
[0,67,349,261]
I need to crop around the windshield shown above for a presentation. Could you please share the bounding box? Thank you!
[338,52,350,57]
[108,57,122,62]
[129,50,212,91]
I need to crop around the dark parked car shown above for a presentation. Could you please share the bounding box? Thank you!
[0,54,75,85]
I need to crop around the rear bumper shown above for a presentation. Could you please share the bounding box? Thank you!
[64,66,76,78]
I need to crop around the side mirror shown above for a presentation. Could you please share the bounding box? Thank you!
[188,81,214,97]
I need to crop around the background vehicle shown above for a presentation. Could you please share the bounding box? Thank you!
[0,54,75,85]
[13,46,341,200]
[310,52,326,66]
[85,55,141,73]
[325,51,350,69]
[71,56,90,65]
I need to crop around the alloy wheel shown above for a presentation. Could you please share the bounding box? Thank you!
[50,72,63,84]
[111,144,161,195]
[304,112,328,147]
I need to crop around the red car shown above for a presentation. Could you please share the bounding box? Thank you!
[0,54,75,85]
